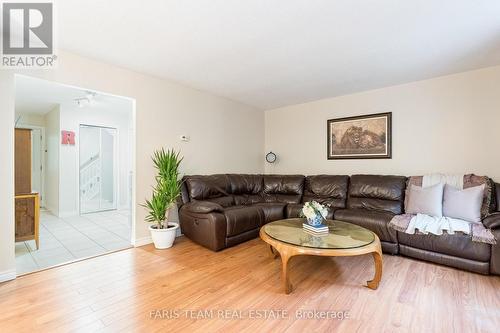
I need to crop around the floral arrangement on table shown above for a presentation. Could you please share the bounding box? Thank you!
[300,201,329,226]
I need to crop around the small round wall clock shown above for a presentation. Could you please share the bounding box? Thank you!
[266,151,277,163]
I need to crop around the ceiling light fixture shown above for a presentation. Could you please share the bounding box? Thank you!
[75,97,89,108]
[75,91,97,108]
[85,91,96,101]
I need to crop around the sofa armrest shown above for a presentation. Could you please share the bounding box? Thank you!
[490,229,500,275]
[178,207,227,251]
[182,201,224,214]
[483,212,500,229]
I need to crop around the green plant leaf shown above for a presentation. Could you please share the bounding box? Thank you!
[143,148,183,229]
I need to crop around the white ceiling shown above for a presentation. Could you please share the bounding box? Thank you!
[58,0,500,109]
[15,75,132,114]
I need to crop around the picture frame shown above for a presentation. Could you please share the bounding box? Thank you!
[327,112,392,159]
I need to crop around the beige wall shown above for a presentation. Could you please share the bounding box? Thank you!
[44,106,60,216]
[0,50,264,280]
[265,66,500,181]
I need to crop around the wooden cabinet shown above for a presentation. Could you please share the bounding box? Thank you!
[15,128,39,249]
[15,193,40,249]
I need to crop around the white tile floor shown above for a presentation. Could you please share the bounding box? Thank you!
[15,209,132,275]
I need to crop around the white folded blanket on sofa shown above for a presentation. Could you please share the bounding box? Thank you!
[406,213,471,235]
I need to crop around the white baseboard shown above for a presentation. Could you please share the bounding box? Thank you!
[0,269,16,283]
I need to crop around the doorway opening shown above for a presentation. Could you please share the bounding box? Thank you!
[14,74,136,276]
[79,125,118,214]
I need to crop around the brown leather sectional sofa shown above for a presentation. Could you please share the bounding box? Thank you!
[178,174,500,275]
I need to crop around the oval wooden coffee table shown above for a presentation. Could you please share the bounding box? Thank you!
[260,218,382,294]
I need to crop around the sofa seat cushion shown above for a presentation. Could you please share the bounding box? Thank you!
[334,209,397,243]
[252,203,286,223]
[397,232,490,262]
[224,206,264,237]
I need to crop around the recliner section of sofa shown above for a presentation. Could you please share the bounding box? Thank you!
[398,233,491,274]
[334,175,406,254]
[178,174,500,276]
[335,209,398,254]
[396,180,500,275]
[179,174,300,250]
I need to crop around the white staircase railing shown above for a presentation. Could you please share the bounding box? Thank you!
[80,154,101,202]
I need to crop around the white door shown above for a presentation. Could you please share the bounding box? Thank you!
[79,125,117,214]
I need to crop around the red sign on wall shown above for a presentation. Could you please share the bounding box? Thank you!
[61,131,75,145]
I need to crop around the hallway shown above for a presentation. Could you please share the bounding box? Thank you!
[15,210,131,275]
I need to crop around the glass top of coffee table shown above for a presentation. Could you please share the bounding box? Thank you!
[262,218,375,249]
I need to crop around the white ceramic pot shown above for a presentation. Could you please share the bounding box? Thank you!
[149,222,179,249]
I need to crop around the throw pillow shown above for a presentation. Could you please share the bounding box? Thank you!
[406,183,444,217]
[443,184,485,223]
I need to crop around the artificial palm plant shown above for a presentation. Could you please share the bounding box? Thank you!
[143,148,183,229]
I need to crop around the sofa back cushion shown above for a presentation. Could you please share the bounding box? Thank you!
[406,183,444,217]
[443,184,484,223]
[347,175,407,214]
[184,174,234,207]
[227,174,264,205]
[263,175,305,204]
[303,175,349,210]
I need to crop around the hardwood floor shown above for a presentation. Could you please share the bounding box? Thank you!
[1,236,500,333]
